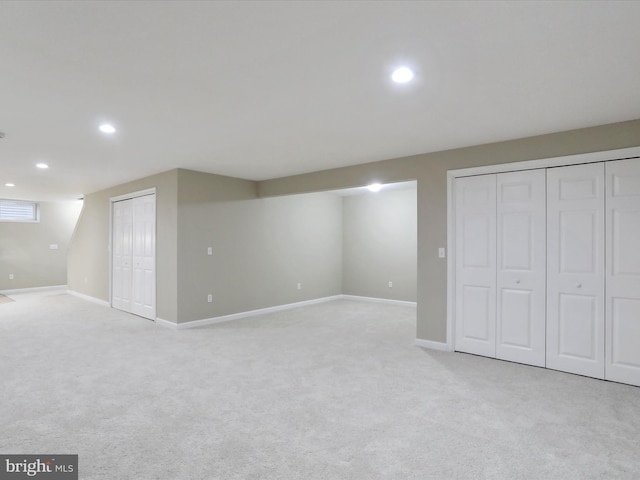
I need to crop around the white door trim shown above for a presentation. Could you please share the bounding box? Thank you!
[109,188,157,315]
[446,146,640,351]
[110,187,157,203]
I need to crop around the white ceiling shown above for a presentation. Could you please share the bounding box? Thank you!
[1,1,640,201]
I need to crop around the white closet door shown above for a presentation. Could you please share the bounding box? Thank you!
[455,175,497,357]
[605,158,640,386]
[130,194,156,320]
[112,193,156,321]
[496,170,546,367]
[112,199,133,312]
[547,163,605,378]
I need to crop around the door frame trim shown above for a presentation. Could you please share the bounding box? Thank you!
[109,188,157,313]
[446,146,640,352]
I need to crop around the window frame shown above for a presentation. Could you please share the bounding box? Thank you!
[0,199,40,223]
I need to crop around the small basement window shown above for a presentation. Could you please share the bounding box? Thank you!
[0,199,39,222]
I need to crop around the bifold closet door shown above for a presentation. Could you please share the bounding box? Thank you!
[112,194,156,321]
[605,158,640,387]
[130,194,156,320]
[455,175,497,357]
[496,170,546,367]
[546,163,605,379]
[112,199,133,312]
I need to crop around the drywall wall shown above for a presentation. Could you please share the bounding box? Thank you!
[177,169,342,323]
[68,168,342,325]
[342,187,416,302]
[66,119,640,334]
[67,169,179,321]
[0,201,82,290]
[257,118,640,343]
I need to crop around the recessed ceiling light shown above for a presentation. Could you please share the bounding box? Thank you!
[5,183,15,187]
[99,124,116,134]
[367,183,382,192]
[36,163,49,169]
[391,67,414,84]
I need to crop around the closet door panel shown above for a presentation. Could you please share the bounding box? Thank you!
[455,175,497,357]
[496,170,546,366]
[606,158,640,386]
[499,289,533,347]
[547,163,605,378]
[111,193,156,321]
[112,199,133,312]
[131,194,156,320]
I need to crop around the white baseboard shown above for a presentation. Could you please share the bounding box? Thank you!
[155,317,179,329]
[0,285,68,295]
[156,295,343,330]
[340,294,417,308]
[67,289,110,307]
[415,338,451,351]
[50,292,437,352]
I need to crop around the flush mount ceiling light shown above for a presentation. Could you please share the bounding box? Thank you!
[391,67,414,84]
[36,163,49,169]
[367,183,382,192]
[5,183,15,187]
[99,123,116,134]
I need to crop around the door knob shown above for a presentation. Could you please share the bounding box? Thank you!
[576,282,582,288]
[515,279,521,284]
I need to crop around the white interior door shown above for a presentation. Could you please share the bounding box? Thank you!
[546,163,605,378]
[496,170,546,367]
[111,193,156,321]
[131,194,156,319]
[605,158,640,387]
[454,175,497,357]
[112,199,133,312]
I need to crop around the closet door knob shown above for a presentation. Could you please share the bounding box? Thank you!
[515,279,521,284]
[576,282,582,288]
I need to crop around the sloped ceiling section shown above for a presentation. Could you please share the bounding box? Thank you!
[1,0,640,201]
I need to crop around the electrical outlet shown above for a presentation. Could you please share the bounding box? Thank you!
[49,244,59,250]
[207,247,213,256]
[297,283,301,290]
[438,247,446,258]
[207,294,213,303]
[9,274,14,280]
[388,281,393,288]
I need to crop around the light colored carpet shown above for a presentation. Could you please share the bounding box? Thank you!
[0,292,638,479]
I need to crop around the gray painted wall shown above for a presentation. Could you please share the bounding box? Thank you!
[67,170,179,321]
[68,168,344,325]
[66,119,640,337]
[0,201,81,290]
[176,169,342,323]
[342,188,416,302]
[258,119,640,343]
